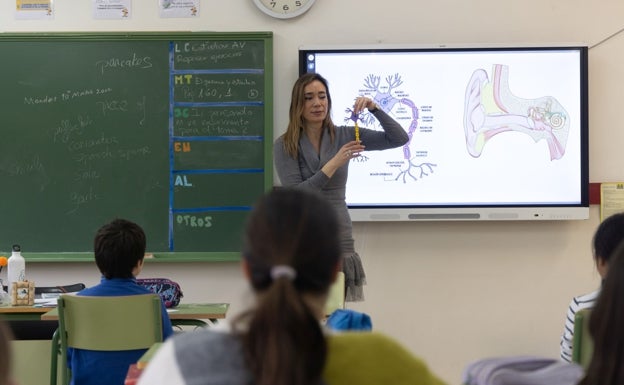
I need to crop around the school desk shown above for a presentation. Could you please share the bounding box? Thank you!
[41,302,230,327]
[0,302,229,331]
[0,305,54,321]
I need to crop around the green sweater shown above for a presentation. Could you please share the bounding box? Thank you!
[325,332,447,385]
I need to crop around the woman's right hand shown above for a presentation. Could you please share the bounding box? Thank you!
[321,141,366,178]
[333,141,366,166]
[322,141,366,178]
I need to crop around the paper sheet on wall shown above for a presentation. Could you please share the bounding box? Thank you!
[600,182,624,221]
[93,0,132,19]
[159,0,199,18]
[15,0,54,20]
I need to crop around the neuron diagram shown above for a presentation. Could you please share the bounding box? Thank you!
[345,74,437,184]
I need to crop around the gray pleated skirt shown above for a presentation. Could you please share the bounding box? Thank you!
[343,252,366,302]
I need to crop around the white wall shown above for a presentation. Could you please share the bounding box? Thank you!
[2,1,623,383]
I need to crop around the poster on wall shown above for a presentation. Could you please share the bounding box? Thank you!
[600,183,624,221]
[93,0,132,19]
[159,0,199,18]
[15,0,54,20]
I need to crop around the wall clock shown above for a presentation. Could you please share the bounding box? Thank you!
[252,0,316,19]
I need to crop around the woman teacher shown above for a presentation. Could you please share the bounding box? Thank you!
[273,73,409,301]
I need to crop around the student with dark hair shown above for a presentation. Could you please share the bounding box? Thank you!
[0,320,16,385]
[577,239,624,385]
[560,212,624,362]
[273,73,409,301]
[138,188,445,385]
[68,218,174,385]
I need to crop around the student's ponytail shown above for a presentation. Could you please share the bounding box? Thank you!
[244,272,326,385]
[234,188,341,385]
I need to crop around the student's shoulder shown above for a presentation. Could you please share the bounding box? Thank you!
[327,331,414,359]
[172,326,238,349]
[570,289,600,309]
[169,328,246,374]
[325,332,447,385]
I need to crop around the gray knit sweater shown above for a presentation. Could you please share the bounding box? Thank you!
[273,109,409,254]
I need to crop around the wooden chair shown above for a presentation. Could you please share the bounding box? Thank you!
[571,308,593,369]
[50,294,163,385]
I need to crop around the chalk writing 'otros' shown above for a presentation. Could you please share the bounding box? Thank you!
[95,53,153,75]
[176,214,212,228]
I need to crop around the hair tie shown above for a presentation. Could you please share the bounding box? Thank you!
[270,265,296,281]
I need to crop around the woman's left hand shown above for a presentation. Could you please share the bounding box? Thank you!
[353,97,378,115]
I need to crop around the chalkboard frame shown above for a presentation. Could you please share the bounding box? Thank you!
[0,32,273,263]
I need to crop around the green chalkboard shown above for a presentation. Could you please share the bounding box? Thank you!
[0,32,273,262]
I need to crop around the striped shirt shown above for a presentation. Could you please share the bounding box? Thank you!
[560,289,599,362]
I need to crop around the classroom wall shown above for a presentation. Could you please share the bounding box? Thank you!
[2,1,623,384]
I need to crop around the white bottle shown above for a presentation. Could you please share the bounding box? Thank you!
[7,244,25,294]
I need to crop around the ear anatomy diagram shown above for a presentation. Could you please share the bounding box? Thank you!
[346,74,437,183]
[464,64,570,160]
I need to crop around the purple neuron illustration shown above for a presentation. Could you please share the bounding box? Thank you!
[345,73,436,183]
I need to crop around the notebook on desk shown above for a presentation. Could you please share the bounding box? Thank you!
[34,298,58,307]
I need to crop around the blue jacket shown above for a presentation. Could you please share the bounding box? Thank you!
[326,309,372,331]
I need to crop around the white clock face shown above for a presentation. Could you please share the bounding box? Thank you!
[252,0,316,19]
